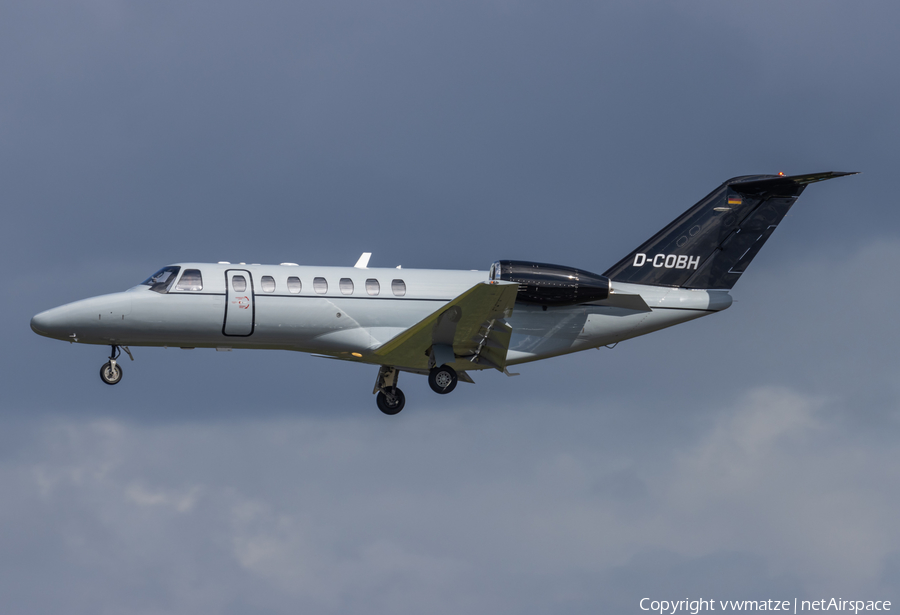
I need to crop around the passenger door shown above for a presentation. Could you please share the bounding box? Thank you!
[223,269,254,336]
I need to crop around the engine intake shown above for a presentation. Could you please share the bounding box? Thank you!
[489,260,611,306]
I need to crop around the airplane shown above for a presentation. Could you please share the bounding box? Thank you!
[31,171,855,415]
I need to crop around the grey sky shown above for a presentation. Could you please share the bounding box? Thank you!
[3,1,899,613]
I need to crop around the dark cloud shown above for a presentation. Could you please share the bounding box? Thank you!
[1,390,897,614]
[3,0,900,612]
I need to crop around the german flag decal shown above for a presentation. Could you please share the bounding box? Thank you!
[727,195,743,205]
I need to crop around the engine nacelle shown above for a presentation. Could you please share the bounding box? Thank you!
[489,260,611,306]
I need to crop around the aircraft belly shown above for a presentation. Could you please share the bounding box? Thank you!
[579,308,708,345]
[251,297,446,353]
[251,296,341,346]
[504,303,712,365]
[505,305,589,359]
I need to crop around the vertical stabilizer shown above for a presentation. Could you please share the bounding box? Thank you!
[603,172,856,289]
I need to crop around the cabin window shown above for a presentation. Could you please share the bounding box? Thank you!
[142,266,181,294]
[366,279,380,295]
[314,277,328,294]
[175,269,203,291]
[339,278,354,294]
[287,277,302,293]
[261,276,276,293]
[232,275,247,293]
[391,279,406,296]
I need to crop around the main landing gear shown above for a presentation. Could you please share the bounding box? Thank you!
[373,364,463,415]
[428,364,458,395]
[376,388,405,415]
[99,345,133,385]
[374,366,405,415]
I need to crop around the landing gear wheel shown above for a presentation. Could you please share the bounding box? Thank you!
[428,365,458,395]
[376,387,405,415]
[100,361,123,385]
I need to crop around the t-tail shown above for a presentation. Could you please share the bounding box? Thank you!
[603,171,857,289]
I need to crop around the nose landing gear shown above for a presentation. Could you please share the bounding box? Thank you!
[100,360,122,385]
[374,366,405,415]
[99,345,132,385]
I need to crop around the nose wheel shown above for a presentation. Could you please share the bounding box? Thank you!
[99,345,132,385]
[100,361,123,385]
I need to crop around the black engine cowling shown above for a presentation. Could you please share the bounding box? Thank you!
[489,260,610,306]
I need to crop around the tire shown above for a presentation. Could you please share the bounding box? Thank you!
[428,365,458,395]
[376,387,405,415]
[100,361,123,385]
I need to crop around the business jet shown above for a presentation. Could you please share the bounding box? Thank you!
[31,172,854,414]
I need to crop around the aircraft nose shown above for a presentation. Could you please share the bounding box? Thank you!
[30,305,70,339]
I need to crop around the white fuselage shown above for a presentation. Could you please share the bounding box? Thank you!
[30,262,732,367]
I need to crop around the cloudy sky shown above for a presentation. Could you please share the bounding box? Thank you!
[3,1,899,613]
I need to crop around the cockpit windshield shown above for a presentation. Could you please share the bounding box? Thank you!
[141,266,181,294]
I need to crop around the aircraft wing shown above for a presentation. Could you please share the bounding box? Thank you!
[373,281,518,372]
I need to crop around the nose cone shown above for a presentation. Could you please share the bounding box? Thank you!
[30,305,71,340]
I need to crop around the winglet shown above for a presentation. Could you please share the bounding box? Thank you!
[354,253,372,269]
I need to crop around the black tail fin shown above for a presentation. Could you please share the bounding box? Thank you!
[603,171,857,289]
